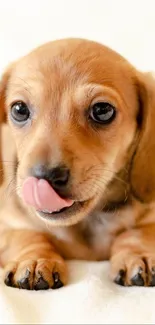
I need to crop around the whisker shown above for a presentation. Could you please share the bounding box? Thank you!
[8,78,33,98]
[2,178,16,201]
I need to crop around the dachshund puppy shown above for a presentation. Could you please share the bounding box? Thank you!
[0,38,155,290]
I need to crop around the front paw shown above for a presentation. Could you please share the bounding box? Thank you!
[110,251,155,287]
[4,256,67,290]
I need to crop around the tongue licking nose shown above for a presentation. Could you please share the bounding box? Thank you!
[22,177,74,213]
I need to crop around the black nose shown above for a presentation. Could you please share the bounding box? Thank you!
[31,164,70,195]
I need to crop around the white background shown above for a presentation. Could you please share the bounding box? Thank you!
[0,0,155,72]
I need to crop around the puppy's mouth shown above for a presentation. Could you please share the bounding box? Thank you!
[37,200,85,220]
[22,177,87,223]
[41,206,73,214]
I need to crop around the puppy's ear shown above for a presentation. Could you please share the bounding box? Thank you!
[0,72,8,123]
[0,63,15,121]
[131,72,155,203]
[0,64,13,184]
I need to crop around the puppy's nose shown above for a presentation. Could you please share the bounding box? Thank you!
[31,164,70,194]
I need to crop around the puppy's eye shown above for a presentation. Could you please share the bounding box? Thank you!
[11,101,30,123]
[89,102,116,124]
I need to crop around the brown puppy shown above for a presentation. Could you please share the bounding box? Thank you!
[0,38,155,289]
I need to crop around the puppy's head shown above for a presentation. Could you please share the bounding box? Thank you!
[0,39,155,226]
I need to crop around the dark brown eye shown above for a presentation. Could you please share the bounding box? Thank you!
[89,102,116,124]
[11,101,30,123]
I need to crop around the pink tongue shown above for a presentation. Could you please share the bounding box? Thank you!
[22,177,74,213]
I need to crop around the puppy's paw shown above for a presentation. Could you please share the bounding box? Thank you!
[4,256,67,290]
[110,252,155,287]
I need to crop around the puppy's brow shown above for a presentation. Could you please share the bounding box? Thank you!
[16,77,32,93]
[86,85,100,99]
[8,77,33,96]
[74,84,105,107]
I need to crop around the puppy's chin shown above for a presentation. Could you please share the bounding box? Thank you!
[32,195,100,227]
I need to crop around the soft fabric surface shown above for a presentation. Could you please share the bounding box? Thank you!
[0,261,155,324]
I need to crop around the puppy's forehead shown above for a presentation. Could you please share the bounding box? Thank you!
[8,39,137,112]
[11,39,134,85]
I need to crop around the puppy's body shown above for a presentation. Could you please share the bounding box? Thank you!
[1,39,155,289]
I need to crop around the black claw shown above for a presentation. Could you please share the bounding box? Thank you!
[150,275,155,286]
[18,270,31,290]
[149,268,155,286]
[4,271,14,287]
[52,272,64,289]
[34,276,49,290]
[114,269,125,286]
[131,268,144,286]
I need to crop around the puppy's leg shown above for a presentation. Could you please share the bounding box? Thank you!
[110,224,155,286]
[0,227,67,290]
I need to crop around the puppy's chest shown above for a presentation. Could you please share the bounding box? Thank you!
[51,205,136,260]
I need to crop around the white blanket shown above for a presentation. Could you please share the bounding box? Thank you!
[0,261,155,324]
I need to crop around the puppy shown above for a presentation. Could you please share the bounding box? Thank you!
[0,38,155,290]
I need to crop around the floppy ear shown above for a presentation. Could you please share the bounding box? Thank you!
[131,71,155,203]
[0,65,13,184]
[0,63,15,121]
[0,72,8,123]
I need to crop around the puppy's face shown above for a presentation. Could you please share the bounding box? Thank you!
[4,39,140,225]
